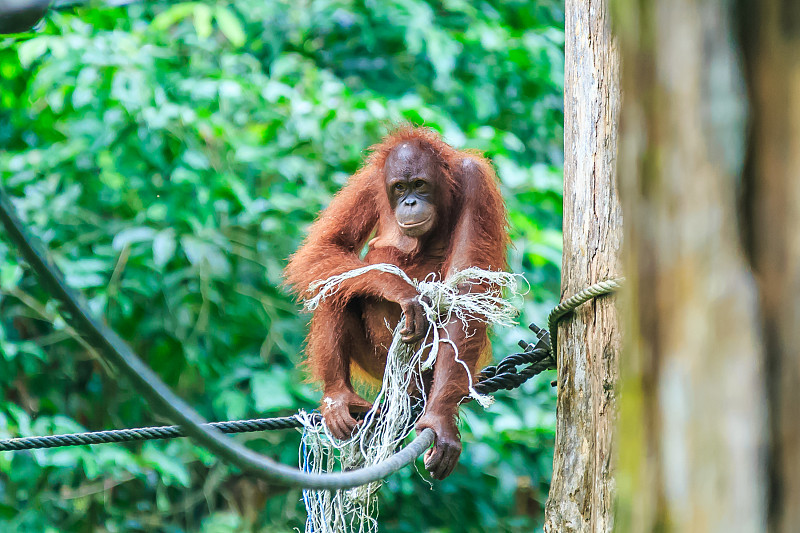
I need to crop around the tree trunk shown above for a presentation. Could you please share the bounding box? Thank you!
[543,0,622,531]
[739,2,800,531]
[614,1,767,531]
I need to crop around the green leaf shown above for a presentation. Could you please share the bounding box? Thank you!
[252,373,294,412]
[153,229,177,267]
[200,512,243,533]
[193,4,213,40]
[214,7,246,48]
[112,227,156,250]
[142,445,190,487]
[181,235,230,276]
[0,264,22,291]
[60,258,110,289]
[17,37,49,68]
[151,2,198,31]
[0,503,16,519]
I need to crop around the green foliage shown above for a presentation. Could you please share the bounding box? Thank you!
[0,1,564,531]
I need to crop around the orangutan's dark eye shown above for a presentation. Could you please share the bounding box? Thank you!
[394,183,406,193]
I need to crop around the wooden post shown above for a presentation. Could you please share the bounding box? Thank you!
[543,1,622,531]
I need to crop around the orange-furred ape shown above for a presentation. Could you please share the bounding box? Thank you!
[284,126,508,480]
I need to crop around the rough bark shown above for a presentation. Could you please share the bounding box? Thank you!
[614,1,767,531]
[739,2,800,531]
[543,0,622,531]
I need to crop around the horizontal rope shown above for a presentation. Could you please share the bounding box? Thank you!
[0,333,555,452]
[0,416,306,452]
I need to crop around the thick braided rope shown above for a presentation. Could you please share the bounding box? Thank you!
[474,347,552,394]
[0,416,307,452]
[0,338,557,452]
[547,278,625,365]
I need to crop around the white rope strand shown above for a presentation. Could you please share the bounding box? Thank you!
[299,264,523,533]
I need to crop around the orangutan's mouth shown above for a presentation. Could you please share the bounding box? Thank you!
[398,216,432,229]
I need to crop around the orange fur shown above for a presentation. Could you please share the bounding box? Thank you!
[284,125,508,401]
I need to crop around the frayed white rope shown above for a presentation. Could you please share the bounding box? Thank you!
[304,263,414,311]
[299,264,523,533]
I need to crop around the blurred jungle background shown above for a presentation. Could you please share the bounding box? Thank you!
[0,1,564,531]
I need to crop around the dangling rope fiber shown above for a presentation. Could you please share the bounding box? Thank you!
[298,264,524,533]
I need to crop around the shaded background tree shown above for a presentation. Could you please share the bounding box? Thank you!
[614,0,765,528]
[739,2,800,530]
[0,1,565,531]
[614,0,799,531]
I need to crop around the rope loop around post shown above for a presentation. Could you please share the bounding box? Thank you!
[547,278,625,365]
